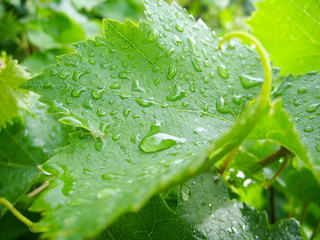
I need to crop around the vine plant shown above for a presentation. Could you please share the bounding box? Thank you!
[0,0,319,239]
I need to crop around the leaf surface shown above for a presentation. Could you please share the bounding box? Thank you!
[0,53,30,128]
[101,170,302,240]
[0,96,72,216]
[246,0,320,75]
[22,0,272,238]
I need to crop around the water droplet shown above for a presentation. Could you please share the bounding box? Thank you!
[123,108,131,117]
[59,72,69,79]
[191,56,203,72]
[136,98,152,107]
[140,131,186,153]
[43,83,53,89]
[209,72,215,78]
[88,58,95,65]
[94,141,103,151]
[303,126,314,132]
[216,97,231,114]
[306,103,320,113]
[71,86,86,97]
[298,87,307,94]
[181,184,190,201]
[240,75,263,89]
[73,70,89,82]
[148,29,160,42]
[109,82,121,89]
[82,169,93,175]
[154,77,160,85]
[217,65,229,79]
[91,88,104,99]
[132,79,145,92]
[97,188,118,199]
[316,143,320,152]
[166,48,175,57]
[97,109,107,117]
[82,100,93,110]
[175,23,184,32]
[168,63,177,79]
[59,116,83,127]
[118,72,128,79]
[166,85,186,101]
[112,134,121,141]
[51,69,58,76]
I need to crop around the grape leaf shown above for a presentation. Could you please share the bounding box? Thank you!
[247,99,311,168]
[21,0,273,238]
[101,169,302,240]
[246,0,320,75]
[0,52,30,128]
[272,72,320,181]
[0,95,72,216]
[285,168,320,206]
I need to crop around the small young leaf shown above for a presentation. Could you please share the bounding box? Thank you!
[0,52,30,128]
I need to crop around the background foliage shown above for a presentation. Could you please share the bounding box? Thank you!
[0,0,319,239]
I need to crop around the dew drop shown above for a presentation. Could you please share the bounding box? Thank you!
[168,63,177,79]
[73,70,89,82]
[191,56,203,72]
[82,100,93,110]
[217,65,229,79]
[306,103,320,113]
[175,23,184,32]
[71,86,86,97]
[148,29,159,42]
[118,72,128,79]
[132,79,145,92]
[298,87,307,94]
[123,108,131,117]
[109,82,121,89]
[303,126,314,132]
[59,72,69,79]
[59,116,83,127]
[112,134,121,141]
[181,184,190,201]
[239,75,263,89]
[166,85,186,101]
[88,58,96,65]
[216,97,231,114]
[136,98,153,107]
[94,141,103,151]
[51,69,58,76]
[97,109,107,117]
[140,132,186,153]
[91,88,104,99]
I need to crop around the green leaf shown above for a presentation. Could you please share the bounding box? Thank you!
[21,0,273,238]
[0,52,30,128]
[71,0,105,11]
[27,11,85,50]
[100,170,302,239]
[246,0,320,75]
[272,72,320,180]
[0,95,72,216]
[285,168,320,206]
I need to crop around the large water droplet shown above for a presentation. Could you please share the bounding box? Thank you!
[191,57,203,72]
[217,65,229,79]
[239,75,263,89]
[303,126,314,132]
[136,98,153,107]
[168,63,177,79]
[181,184,190,201]
[71,86,86,97]
[166,85,186,101]
[306,103,320,113]
[109,82,121,89]
[216,97,231,114]
[73,70,89,82]
[91,88,104,99]
[140,131,186,153]
[175,23,184,32]
[132,79,145,92]
[298,87,307,94]
[59,116,83,127]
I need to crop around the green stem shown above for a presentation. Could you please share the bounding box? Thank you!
[219,31,272,106]
[219,145,239,175]
[0,198,35,228]
[300,202,308,225]
[258,147,292,168]
[311,217,320,240]
[270,187,276,224]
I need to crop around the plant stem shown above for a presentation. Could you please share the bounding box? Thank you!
[263,152,291,188]
[300,202,308,225]
[28,181,50,197]
[219,145,239,175]
[270,187,276,224]
[258,146,291,168]
[311,217,320,240]
[0,198,35,228]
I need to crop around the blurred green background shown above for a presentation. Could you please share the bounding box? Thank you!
[0,0,255,75]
